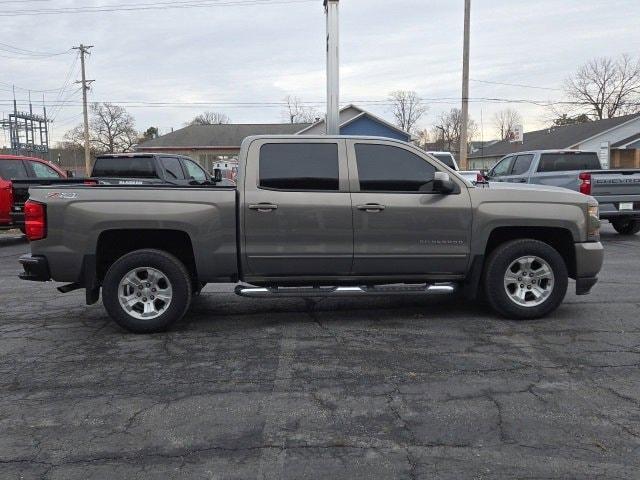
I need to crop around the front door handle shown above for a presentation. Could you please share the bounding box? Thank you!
[249,203,278,212]
[357,203,386,212]
[517,178,527,183]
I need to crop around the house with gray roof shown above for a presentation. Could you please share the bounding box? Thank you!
[468,113,640,170]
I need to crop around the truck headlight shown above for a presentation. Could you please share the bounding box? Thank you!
[588,204,600,240]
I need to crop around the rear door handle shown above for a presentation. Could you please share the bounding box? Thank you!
[249,203,278,212]
[357,203,386,212]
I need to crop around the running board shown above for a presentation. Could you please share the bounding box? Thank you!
[234,283,456,298]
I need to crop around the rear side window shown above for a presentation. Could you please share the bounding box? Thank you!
[537,152,601,172]
[432,153,456,169]
[92,157,157,178]
[511,154,533,175]
[259,143,339,191]
[29,161,62,178]
[160,157,185,180]
[0,160,28,179]
[356,144,436,192]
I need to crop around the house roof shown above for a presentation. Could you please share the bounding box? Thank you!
[612,132,640,148]
[469,113,640,159]
[138,123,311,149]
[296,104,412,139]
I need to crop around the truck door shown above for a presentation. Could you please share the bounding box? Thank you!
[242,139,353,276]
[501,154,534,184]
[348,140,472,276]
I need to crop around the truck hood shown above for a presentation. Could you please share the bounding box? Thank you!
[471,181,595,206]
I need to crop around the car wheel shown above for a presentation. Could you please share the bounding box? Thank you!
[611,218,640,235]
[102,249,192,333]
[483,239,568,320]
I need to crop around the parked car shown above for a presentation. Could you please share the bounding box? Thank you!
[91,153,226,185]
[0,155,67,231]
[484,150,640,235]
[19,136,603,333]
[426,151,482,183]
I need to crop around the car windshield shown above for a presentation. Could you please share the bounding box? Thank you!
[432,154,456,169]
[92,157,157,178]
[537,152,601,172]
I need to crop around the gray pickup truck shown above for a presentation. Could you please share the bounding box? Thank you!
[19,136,603,333]
[485,150,640,235]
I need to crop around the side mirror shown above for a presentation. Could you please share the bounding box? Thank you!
[213,168,223,183]
[433,171,456,194]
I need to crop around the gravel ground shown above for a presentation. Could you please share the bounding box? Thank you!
[0,225,639,479]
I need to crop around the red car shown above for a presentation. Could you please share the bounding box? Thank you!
[0,155,67,230]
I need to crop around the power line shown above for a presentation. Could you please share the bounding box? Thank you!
[470,78,562,92]
[0,41,71,57]
[0,0,316,17]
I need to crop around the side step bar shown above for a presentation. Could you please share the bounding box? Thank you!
[235,283,456,298]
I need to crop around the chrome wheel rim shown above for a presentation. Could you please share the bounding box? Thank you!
[503,256,554,307]
[118,267,173,320]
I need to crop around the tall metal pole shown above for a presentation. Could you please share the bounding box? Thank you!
[73,44,94,176]
[324,0,340,135]
[459,0,471,170]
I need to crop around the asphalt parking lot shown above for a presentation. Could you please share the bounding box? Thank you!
[1,225,639,480]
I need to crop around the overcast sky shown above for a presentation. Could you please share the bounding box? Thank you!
[2,0,640,145]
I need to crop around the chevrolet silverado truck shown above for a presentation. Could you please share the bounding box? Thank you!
[19,136,604,333]
[484,150,640,235]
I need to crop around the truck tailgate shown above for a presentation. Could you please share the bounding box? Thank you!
[590,170,640,196]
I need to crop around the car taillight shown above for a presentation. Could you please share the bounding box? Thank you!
[579,172,592,195]
[24,200,46,241]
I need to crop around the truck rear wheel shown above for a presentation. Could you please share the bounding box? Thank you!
[611,218,640,235]
[102,249,192,333]
[483,239,568,320]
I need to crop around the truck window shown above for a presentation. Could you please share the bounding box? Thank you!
[511,154,533,175]
[92,157,157,178]
[432,153,456,169]
[537,152,601,172]
[160,157,186,180]
[490,156,514,177]
[182,158,207,181]
[355,144,436,192]
[29,161,62,178]
[259,143,339,191]
[0,160,28,179]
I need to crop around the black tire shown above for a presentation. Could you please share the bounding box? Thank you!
[102,249,192,333]
[483,239,568,320]
[611,218,640,235]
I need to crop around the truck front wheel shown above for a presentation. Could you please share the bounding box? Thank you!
[611,218,640,235]
[102,249,192,333]
[483,239,568,320]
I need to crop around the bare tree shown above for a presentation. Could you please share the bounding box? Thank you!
[565,54,640,120]
[414,128,431,150]
[389,90,428,133]
[189,111,231,125]
[492,108,522,141]
[282,96,320,124]
[431,108,477,154]
[63,102,138,154]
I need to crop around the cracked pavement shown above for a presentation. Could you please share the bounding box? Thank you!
[0,225,639,479]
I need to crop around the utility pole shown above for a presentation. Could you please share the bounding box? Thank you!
[459,0,471,169]
[73,44,94,176]
[324,0,340,135]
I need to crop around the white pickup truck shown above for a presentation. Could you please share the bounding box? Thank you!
[485,150,640,235]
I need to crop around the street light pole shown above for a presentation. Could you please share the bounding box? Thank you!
[324,0,340,135]
[73,44,94,176]
[459,0,471,169]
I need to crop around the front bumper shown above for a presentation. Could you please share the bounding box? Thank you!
[19,254,51,282]
[574,242,604,295]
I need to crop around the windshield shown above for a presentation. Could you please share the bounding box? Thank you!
[432,154,457,169]
[537,152,601,172]
[92,157,157,178]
